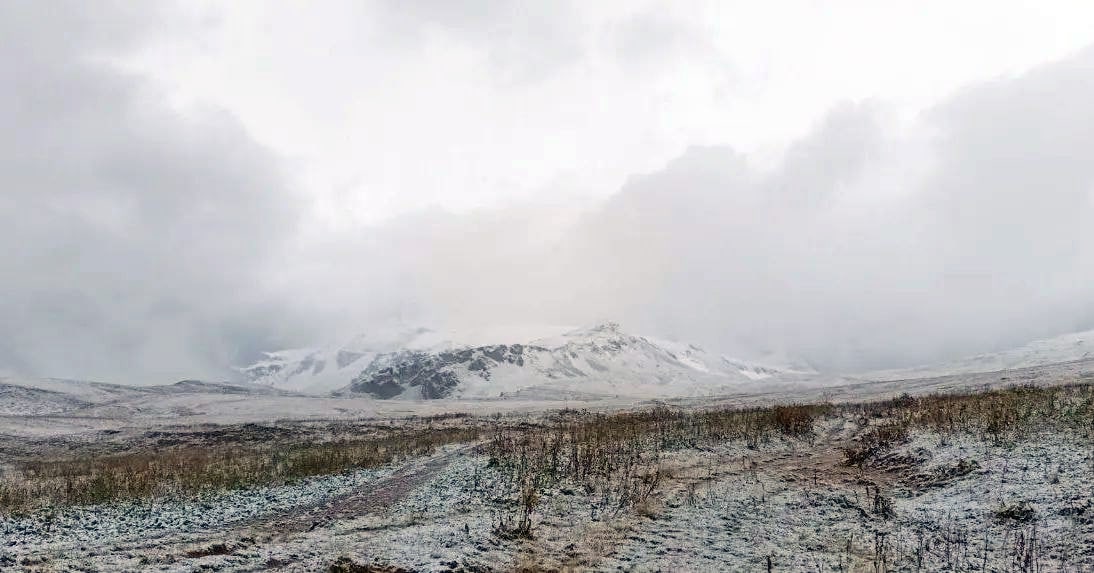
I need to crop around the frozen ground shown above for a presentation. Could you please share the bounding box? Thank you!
[3,400,1091,571]
[4,356,1091,442]
[2,355,1092,572]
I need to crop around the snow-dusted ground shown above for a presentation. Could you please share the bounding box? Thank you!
[593,431,1093,571]
[5,354,1091,442]
[1,465,394,570]
[3,407,1091,571]
[3,331,1094,571]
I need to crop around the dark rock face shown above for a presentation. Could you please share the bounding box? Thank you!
[347,344,537,399]
[350,352,461,399]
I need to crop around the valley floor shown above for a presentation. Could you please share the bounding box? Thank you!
[2,384,1092,572]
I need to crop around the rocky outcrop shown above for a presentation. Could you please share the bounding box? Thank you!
[347,344,539,399]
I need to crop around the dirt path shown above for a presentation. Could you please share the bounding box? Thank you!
[255,443,477,538]
[7,443,480,571]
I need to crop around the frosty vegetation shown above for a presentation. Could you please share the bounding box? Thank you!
[2,382,1092,571]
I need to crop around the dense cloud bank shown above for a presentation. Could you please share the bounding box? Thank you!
[349,48,1094,371]
[0,2,304,382]
[1,2,1092,382]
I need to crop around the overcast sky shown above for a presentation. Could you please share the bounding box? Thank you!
[3,0,1094,383]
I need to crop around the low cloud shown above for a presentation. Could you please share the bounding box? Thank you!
[332,47,1094,371]
[0,1,302,382]
[2,3,1093,383]
[548,48,1094,369]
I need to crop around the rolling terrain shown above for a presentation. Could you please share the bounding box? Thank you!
[2,328,1093,571]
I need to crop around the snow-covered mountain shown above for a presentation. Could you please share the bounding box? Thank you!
[336,323,806,400]
[236,325,582,393]
[864,328,1094,381]
[247,322,1094,399]
[238,327,438,393]
[238,323,804,398]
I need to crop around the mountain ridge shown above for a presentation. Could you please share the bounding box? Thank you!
[241,323,803,398]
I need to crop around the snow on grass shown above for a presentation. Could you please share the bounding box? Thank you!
[3,384,1091,571]
[0,465,393,569]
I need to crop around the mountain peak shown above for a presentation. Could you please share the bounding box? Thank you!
[338,323,795,400]
[241,323,800,398]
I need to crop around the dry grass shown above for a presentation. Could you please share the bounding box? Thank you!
[486,383,1092,537]
[0,426,478,512]
[859,383,1093,439]
[485,402,832,536]
[2,381,1090,520]
[843,420,910,467]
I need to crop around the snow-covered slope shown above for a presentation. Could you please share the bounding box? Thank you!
[237,325,579,393]
[864,328,1094,381]
[0,376,298,419]
[238,327,437,393]
[339,323,806,400]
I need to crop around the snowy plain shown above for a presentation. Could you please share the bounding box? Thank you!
[1,328,1093,571]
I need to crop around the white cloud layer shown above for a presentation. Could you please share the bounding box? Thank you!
[281,47,1094,372]
[2,1,1094,382]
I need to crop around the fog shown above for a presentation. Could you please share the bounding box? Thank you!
[294,52,1094,372]
[2,2,1093,383]
[0,1,302,382]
